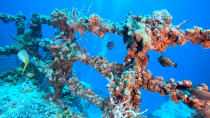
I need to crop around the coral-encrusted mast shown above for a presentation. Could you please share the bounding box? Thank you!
[0,13,51,56]
[0,9,209,117]
[0,12,26,35]
[49,9,210,117]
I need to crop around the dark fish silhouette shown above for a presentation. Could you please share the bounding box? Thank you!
[107,42,114,50]
[158,56,177,68]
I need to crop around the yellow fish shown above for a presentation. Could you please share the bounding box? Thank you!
[17,49,29,74]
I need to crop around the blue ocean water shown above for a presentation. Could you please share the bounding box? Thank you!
[0,0,209,117]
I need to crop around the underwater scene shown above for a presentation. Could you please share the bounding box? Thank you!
[0,0,209,118]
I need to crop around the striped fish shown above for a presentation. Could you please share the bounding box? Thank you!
[158,56,177,68]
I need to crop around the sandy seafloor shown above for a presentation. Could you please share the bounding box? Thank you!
[0,76,195,118]
[0,77,103,118]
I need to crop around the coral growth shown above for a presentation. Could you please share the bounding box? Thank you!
[0,9,209,117]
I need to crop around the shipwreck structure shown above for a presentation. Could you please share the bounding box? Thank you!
[0,9,209,117]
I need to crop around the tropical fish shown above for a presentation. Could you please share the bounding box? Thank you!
[158,56,177,68]
[17,49,29,74]
[26,72,35,78]
[16,66,23,72]
[106,41,114,50]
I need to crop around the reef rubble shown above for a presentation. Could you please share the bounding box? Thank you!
[0,9,209,117]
